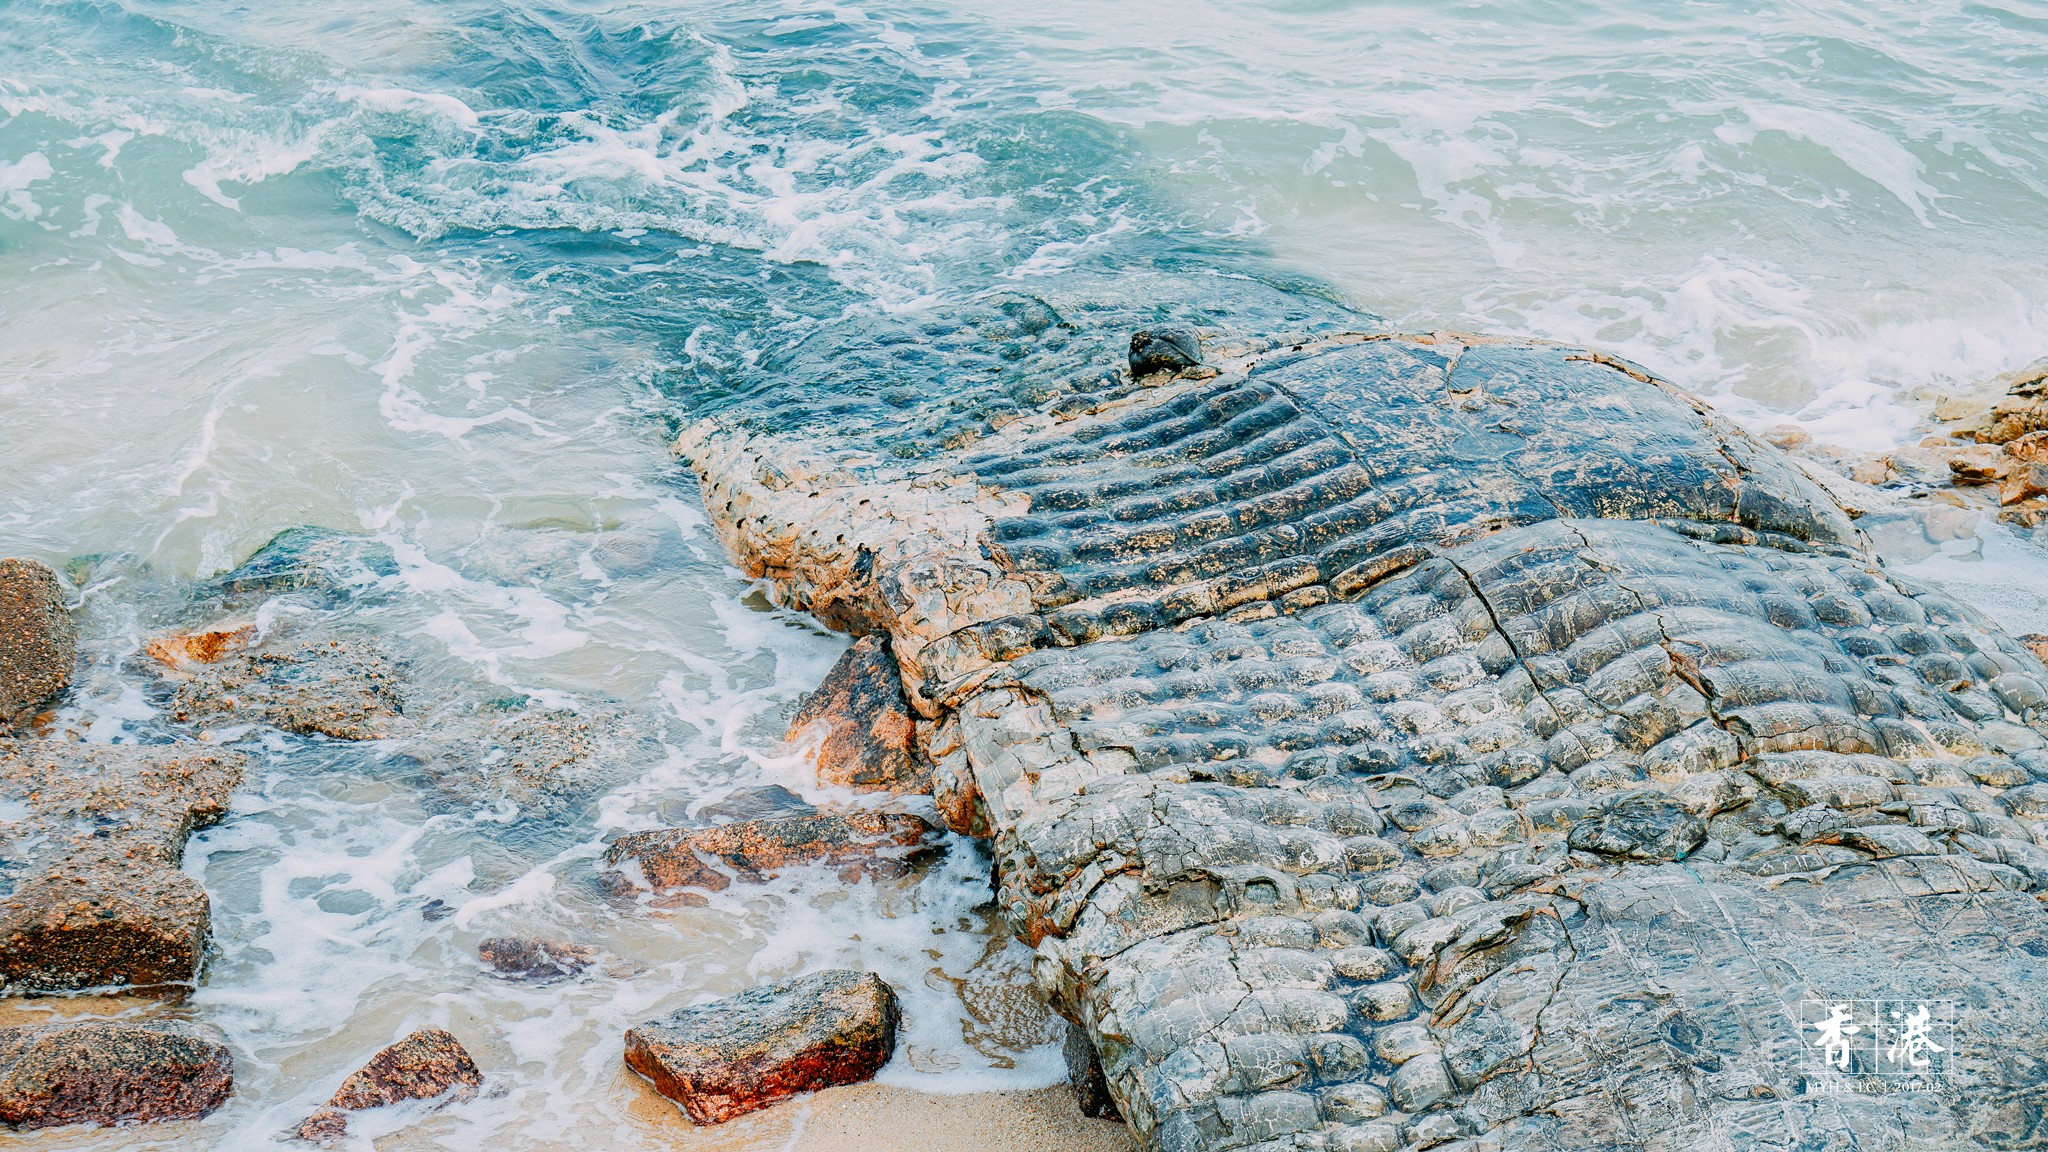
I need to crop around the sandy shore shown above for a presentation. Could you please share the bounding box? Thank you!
[637,1082,1136,1152]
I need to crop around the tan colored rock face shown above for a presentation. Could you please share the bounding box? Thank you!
[296,1028,483,1144]
[788,636,931,794]
[624,969,898,1124]
[0,559,76,731]
[0,1020,233,1129]
[0,742,243,996]
[681,334,2048,1152]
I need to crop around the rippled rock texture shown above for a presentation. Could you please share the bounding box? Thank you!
[297,1028,482,1144]
[681,334,2048,1151]
[0,1020,233,1129]
[0,559,76,731]
[624,969,900,1124]
[0,742,243,996]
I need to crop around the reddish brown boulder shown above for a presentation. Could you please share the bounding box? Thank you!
[0,559,76,732]
[477,937,596,983]
[296,1028,482,1144]
[603,811,934,894]
[0,743,244,995]
[624,969,898,1124]
[0,1020,233,1129]
[786,637,930,794]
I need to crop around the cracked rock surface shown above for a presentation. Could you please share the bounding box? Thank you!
[681,334,2048,1151]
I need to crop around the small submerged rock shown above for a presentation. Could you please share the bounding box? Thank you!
[0,1019,233,1130]
[161,635,405,741]
[786,635,929,794]
[296,1028,482,1144]
[0,559,76,732]
[210,526,397,599]
[0,742,244,996]
[477,937,596,983]
[603,811,935,894]
[623,969,898,1124]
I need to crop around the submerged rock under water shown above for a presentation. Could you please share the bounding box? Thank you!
[681,332,2048,1151]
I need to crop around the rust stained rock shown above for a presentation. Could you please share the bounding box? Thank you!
[0,1019,233,1129]
[603,811,934,894]
[787,636,931,794]
[0,559,76,731]
[624,969,898,1124]
[295,1028,482,1144]
[0,742,243,996]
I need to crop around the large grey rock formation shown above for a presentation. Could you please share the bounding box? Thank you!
[679,334,2048,1151]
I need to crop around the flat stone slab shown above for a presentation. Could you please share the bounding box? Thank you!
[604,811,934,894]
[0,1019,233,1129]
[681,333,2048,1151]
[624,969,899,1124]
[296,1028,482,1143]
[0,559,75,731]
[0,741,243,996]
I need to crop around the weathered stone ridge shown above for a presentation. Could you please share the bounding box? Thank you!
[0,742,244,996]
[680,334,2048,1151]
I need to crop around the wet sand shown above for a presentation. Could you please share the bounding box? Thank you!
[633,1081,1137,1152]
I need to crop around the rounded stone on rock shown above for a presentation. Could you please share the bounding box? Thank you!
[1427,885,1486,918]
[1372,1022,1439,1066]
[1353,979,1417,1022]
[1390,916,1463,964]
[1330,946,1402,982]
[1326,1120,1403,1152]
[1360,874,1421,907]
[1319,1081,1389,1123]
[1387,1052,1453,1113]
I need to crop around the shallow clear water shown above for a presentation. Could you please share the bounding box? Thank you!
[2,1,2046,1148]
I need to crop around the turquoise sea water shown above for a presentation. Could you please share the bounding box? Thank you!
[3,2,2047,1148]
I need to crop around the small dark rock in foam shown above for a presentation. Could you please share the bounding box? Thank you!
[477,937,596,983]
[0,559,76,731]
[296,1028,482,1144]
[786,636,929,794]
[1127,326,1201,378]
[624,969,898,1124]
[602,811,935,894]
[0,1020,234,1130]
[0,742,243,996]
